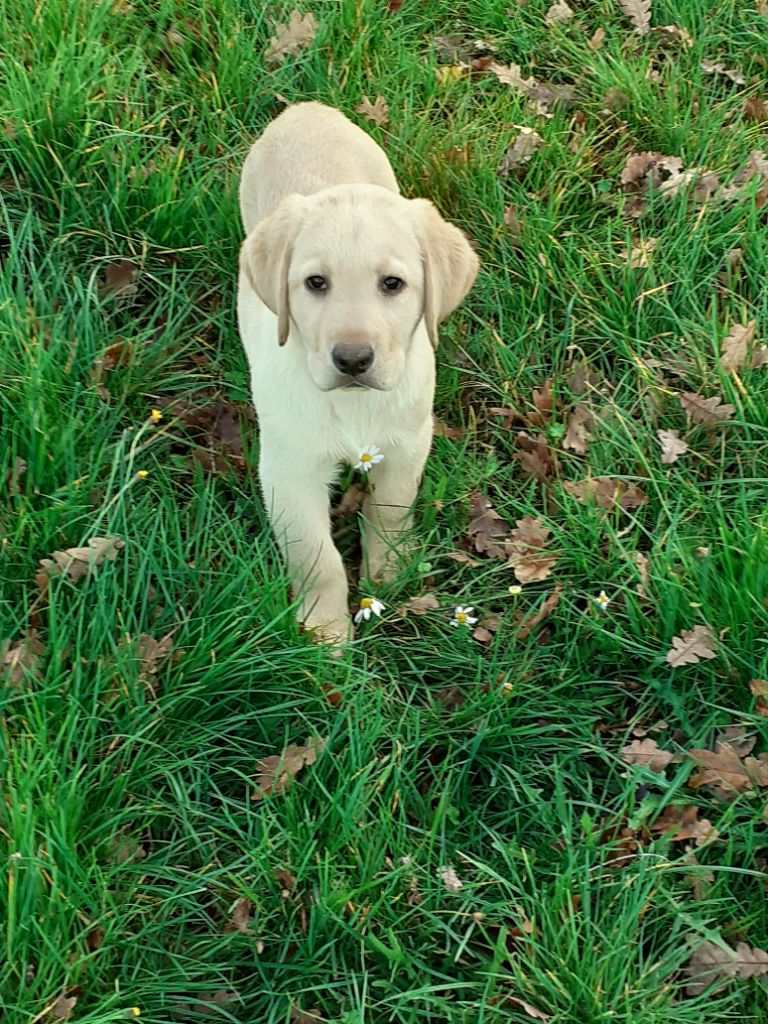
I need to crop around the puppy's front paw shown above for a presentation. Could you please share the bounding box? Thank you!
[301,597,352,646]
[363,540,411,584]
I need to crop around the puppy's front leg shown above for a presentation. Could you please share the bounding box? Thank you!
[361,420,433,582]
[259,444,350,643]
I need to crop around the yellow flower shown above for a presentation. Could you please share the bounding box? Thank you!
[508,585,522,596]
[150,409,163,424]
[136,470,149,479]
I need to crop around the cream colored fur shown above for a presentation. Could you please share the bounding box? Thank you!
[237,102,478,642]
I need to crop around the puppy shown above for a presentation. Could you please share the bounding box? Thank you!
[237,102,478,642]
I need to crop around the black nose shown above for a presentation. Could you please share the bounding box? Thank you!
[332,343,375,377]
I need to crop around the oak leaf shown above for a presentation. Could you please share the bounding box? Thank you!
[498,128,544,175]
[356,95,388,126]
[2,631,44,687]
[564,477,648,511]
[225,897,254,935]
[135,632,174,675]
[648,805,719,846]
[657,429,688,464]
[563,404,594,454]
[688,743,768,796]
[665,625,716,666]
[507,517,558,584]
[98,259,138,300]
[679,391,735,424]
[253,737,327,801]
[545,1,573,25]
[265,10,319,63]
[701,59,745,85]
[468,492,509,560]
[620,738,677,773]
[36,536,125,596]
[49,996,77,1021]
[619,0,651,35]
[720,320,756,372]
[684,940,768,996]
[516,587,561,640]
[396,594,440,617]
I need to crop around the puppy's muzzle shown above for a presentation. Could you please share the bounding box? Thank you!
[331,342,375,378]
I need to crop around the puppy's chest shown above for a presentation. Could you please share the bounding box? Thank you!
[319,396,411,462]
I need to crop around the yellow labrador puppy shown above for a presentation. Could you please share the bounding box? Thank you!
[238,102,478,642]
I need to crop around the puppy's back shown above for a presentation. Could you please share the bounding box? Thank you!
[239,102,399,233]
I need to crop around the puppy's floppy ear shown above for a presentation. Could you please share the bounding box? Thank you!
[410,198,479,349]
[239,193,308,346]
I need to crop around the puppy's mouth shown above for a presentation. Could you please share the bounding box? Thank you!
[329,377,383,392]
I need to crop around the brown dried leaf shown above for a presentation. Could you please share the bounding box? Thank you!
[679,392,736,425]
[684,940,768,997]
[225,897,254,935]
[621,151,683,191]
[101,337,133,370]
[396,594,440,617]
[331,482,368,518]
[720,320,756,372]
[99,259,138,300]
[2,630,44,688]
[620,738,677,773]
[622,237,658,268]
[619,0,652,36]
[545,1,573,25]
[666,625,716,666]
[563,404,594,455]
[688,743,768,795]
[507,517,558,584]
[433,417,465,440]
[655,24,693,46]
[266,10,319,63]
[49,995,77,1021]
[446,550,482,568]
[498,128,544,175]
[503,205,525,248]
[516,587,561,640]
[36,536,125,596]
[649,805,719,846]
[563,477,649,511]
[589,27,606,49]
[468,492,509,560]
[530,378,555,424]
[515,432,557,481]
[657,429,688,464]
[356,95,389,126]
[275,867,296,896]
[290,1007,324,1024]
[506,997,552,1021]
[135,632,174,675]
[253,737,327,801]
[488,62,535,92]
[701,59,746,85]
[438,864,463,891]
[750,679,768,716]
[744,97,768,123]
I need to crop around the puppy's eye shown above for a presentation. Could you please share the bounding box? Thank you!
[305,275,328,292]
[380,276,405,294]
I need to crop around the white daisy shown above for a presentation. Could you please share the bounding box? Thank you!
[595,589,611,611]
[450,605,478,627]
[354,445,383,473]
[354,596,385,624]
[508,585,522,596]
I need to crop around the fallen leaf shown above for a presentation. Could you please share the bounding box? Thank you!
[649,805,719,846]
[619,0,652,36]
[225,897,254,935]
[435,64,468,87]
[135,632,174,675]
[515,432,557,481]
[679,391,736,424]
[253,737,327,801]
[717,724,756,758]
[265,10,319,63]
[274,867,296,896]
[666,625,716,666]
[721,150,768,202]
[530,378,555,424]
[720,320,756,372]
[468,492,509,560]
[2,631,44,687]
[507,517,558,584]
[446,550,482,568]
[506,996,552,1021]
[688,743,768,796]
[744,97,768,123]
[498,128,544,175]
[684,940,768,997]
[655,24,693,46]
[331,482,368,518]
[701,59,746,85]
[752,346,768,369]
[503,205,525,248]
[101,337,133,370]
[545,1,573,25]
[657,429,688,464]
[589,27,606,49]
[36,537,125,596]
[564,477,648,511]
[438,864,463,891]
[356,95,388,126]
[98,259,138,300]
[397,594,440,617]
[516,587,561,640]
[563,404,594,454]
[488,61,535,92]
[750,679,768,716]
[109,832,147,864]
[621,151,683,192]
[49,995,77,1021]
[433,416,465,439]
[620,738,677,773]
[290,1007,324,1024]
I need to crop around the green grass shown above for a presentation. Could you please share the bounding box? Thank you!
[2,0,768,1021]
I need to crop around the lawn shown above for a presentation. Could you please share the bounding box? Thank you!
[2,0,768,1021]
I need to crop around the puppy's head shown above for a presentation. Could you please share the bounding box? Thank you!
[239,184,478,392]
